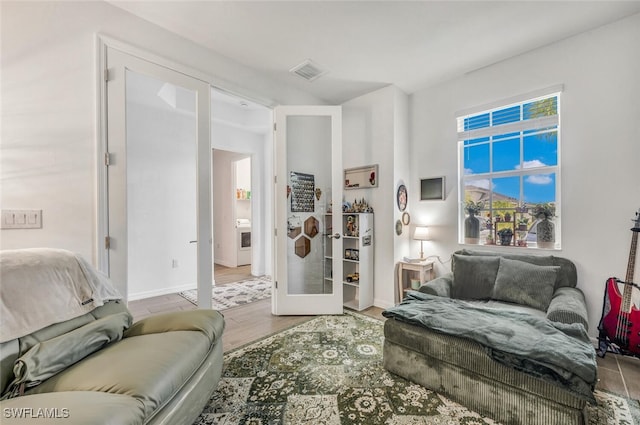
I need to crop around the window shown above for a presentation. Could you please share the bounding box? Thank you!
[457,88,561,249]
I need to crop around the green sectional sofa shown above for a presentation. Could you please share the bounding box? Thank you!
[383,249,597,425]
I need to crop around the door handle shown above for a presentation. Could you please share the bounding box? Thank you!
[327,233,341,240]
[189,240,197,243]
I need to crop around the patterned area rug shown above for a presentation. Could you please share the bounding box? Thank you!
[178,276,271,310]
[194,312,638,425]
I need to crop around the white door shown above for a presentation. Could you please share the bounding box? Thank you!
[273,106,343,315]
[104,47,213,308]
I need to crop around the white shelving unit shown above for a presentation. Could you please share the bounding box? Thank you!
[324,212,374,311]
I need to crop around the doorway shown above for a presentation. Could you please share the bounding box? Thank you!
[210,88,272,282]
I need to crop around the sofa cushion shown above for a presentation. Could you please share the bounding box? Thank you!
[451,254,500,300]
[456,249,577,289]
[5,312,130,398]
[492,258,559,311]
[26,331,211,417]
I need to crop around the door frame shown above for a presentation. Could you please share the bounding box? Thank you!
[97,37,213,307]
[272,105,343,315]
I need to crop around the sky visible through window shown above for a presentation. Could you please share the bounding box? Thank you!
[461,96,558,206]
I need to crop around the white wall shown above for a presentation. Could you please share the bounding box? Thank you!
[342,85,409,308]
[410,13,640,337]
[0,1,320,265]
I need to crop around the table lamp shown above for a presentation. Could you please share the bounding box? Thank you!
[413,226,430,260]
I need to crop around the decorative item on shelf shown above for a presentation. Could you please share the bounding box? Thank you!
[497,228,513,246]
[346,273,359,283]
[413,226,430,260]
[342,198,373,213]
[351,249,359,261]
[410,279,421,290]
[532,203,556,248]
[464,201,483,244]
[485,233,495,245]
[344,248,352,259]
[515,203,528,213]
[504,212,512,222]
[345,215,358,237]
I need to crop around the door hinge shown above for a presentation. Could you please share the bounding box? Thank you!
[104,68,112,82]
[275,280,278,289]
[105,236,111,249]
[274,175,277,184]
[104,152,111,166]
[274,228,277,236]
[273,122,277,131]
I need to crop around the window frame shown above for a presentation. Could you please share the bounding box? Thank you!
[456,87,562,250]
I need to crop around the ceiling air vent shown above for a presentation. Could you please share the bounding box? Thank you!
[289,59,328,82]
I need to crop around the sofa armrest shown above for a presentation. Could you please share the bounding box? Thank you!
[546,287,589,330]
[418,273,453,298]
[124,310,225,344]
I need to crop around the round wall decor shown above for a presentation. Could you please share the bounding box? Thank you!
[395,219,403,236]
[396,184,407,211]
[402,212,411,225]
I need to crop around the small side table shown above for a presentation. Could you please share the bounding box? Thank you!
[396,260,435,304]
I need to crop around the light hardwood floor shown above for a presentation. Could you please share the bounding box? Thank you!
[127,266,639,401]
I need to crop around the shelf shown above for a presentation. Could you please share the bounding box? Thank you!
[343,281,360,287]
[324,277,333,282]
[343,258,359,263]
[343,236,359,240]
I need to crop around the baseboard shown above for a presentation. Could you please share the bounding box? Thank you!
[214,258,236,268]
[374,298,395,310]
[128,283,197,301]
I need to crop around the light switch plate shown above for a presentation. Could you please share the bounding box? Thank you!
[1,210,42,229]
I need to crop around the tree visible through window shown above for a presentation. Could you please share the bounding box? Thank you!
[457,91,561,249]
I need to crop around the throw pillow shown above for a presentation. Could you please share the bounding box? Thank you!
[451,254,501,300]
[492,257,559,311]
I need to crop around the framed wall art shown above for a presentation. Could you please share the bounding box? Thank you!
[344,164,378,189]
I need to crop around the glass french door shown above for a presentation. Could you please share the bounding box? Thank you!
[273,106,343,315]
[104,47,212,307]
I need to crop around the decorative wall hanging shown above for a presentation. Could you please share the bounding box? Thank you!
[294,236,311,258]
[315,187,322,200]
[287,215,302,239]
[396,184,407,212]
[395,219,403,236]
[290,171,315,212]
[344,164,378,189]
[402,212,411,226]
[304,216,319,238]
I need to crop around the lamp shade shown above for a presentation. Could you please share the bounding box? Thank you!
[413,226,430,241]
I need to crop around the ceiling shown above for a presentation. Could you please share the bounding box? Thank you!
[108,1,640,104]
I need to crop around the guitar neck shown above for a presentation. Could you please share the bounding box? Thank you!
[622,229,638,312]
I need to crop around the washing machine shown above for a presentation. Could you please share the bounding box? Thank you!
[236,218,251,266]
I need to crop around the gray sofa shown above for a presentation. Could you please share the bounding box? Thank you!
[0,248,224,425]
[383,249,597,425]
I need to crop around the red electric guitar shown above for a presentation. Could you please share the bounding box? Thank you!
[597,209,640,357]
